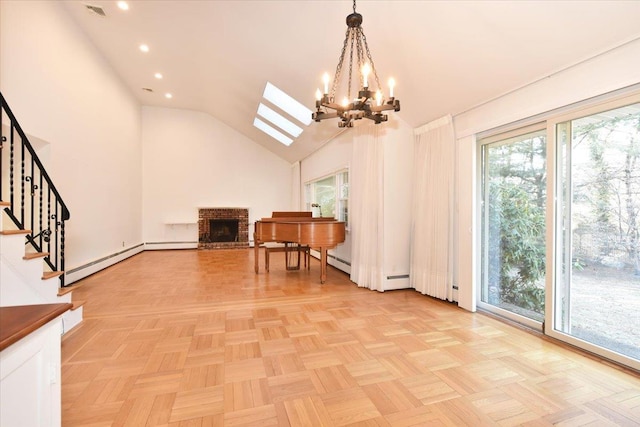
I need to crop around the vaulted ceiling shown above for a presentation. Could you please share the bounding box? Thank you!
[62,0,640,163]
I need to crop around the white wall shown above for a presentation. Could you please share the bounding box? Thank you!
[453,38,640,312]
[141,106,292,246]
[1,1,142,278]
[382,120,413,290]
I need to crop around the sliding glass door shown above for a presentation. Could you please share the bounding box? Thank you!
[480,126,547,325]
[478,93,640,369]
[553,101,640,363]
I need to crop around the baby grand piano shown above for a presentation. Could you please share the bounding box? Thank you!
[254,212,346,283]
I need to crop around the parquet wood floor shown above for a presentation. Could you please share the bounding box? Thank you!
[61,249,640,426]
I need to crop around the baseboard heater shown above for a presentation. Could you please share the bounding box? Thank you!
[310,250,351,267]
[386,274,409,280]
[66,243,144,274]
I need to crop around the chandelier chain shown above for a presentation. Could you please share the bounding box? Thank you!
[361,31,382,90]
[331,27,351,98]
[347,31,356,100]
[353,0,357,13]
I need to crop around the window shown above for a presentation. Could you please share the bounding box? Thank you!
[305,170,349,227]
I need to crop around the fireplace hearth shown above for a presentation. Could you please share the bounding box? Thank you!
[198,208,248,249]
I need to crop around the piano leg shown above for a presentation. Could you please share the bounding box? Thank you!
[254,236,260,274]
[320,247,328,284]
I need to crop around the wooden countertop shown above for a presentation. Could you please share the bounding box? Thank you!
[0,303,72,351]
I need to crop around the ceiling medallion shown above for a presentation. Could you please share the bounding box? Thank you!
[313,0,400,128]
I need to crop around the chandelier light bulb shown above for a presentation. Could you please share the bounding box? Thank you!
[322,73,330,95]
[376,90,382,106]
[342,97,350,107]
[315,89,322,101]
[388,78,396,98]
[362,63,371,88]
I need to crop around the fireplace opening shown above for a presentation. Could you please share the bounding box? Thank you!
[206,219,239,243]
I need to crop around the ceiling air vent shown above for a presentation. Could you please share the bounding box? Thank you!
[84,4,106,17]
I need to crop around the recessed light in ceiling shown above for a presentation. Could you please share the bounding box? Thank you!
[139,44,149,53]
[117,1,129,11]
[154,73,163,79]
[253,118,293,146]
[165,93,173,99]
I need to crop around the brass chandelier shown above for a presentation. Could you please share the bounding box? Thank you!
[313,0,400,128]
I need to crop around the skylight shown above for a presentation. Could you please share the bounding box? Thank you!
[253,118,293,146]
[257,103,303,138]
[263,82,313,126]
[253,82,312,146]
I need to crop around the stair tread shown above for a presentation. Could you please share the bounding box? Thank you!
[24,252,50,260]
[58,286,74,296]
[71,300,85,310]
[42,271,64,280]
[1,229,32,235]
[0,201,10,207]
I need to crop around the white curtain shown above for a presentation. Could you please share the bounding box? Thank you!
[291,161,301,210]
[410,115,455,300]
[350,124,385,291]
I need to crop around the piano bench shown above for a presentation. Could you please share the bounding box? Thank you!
[264,243,311,272]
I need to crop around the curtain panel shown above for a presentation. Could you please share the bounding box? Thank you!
[410,115,455,300]
[350,124,385,291]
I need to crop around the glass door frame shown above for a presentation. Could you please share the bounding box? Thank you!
[477,123,547,331]
[545,92,640,372]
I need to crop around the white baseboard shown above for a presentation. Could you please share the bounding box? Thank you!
[309,249,351,275]
[144,242,198,251]
[65,244,145,285]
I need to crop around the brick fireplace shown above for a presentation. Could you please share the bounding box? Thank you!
[198,208,249,249]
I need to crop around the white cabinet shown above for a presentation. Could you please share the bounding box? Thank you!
[0,304,69,427]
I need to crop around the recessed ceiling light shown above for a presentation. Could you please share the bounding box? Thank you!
[165,93,173,99]
[139,44,149,53]
[117,1,129,11]
[154,73,163,79]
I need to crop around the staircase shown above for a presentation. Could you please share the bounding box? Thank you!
[1,92,82,333]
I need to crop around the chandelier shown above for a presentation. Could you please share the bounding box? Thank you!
[313,0,400,128]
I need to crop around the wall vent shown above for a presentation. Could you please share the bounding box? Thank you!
[84,5,106,17]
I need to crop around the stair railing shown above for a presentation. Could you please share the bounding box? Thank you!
[1,92,71,287]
